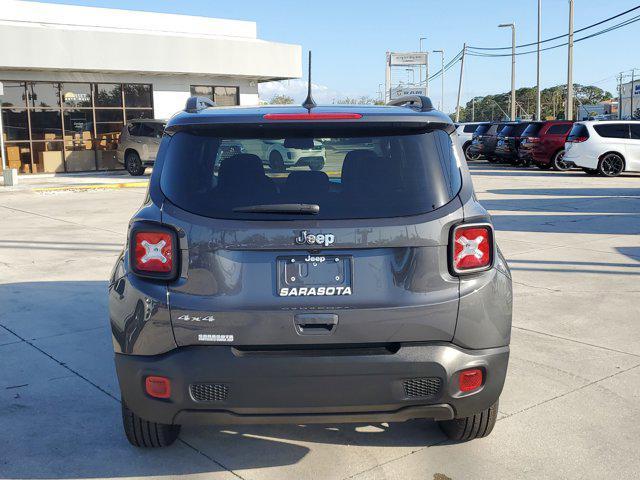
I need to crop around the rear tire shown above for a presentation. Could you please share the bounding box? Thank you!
[551,149,571,171]
[269,151,286,172]
[125,151,145,176]
[438,400,499,441]
[121,401,180,448]
[308,157,325,171]
[464,144,481,161]
[598,153,625,177]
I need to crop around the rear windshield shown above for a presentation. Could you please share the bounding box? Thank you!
[567,124,589,141]
[522,123,543,137]
[474,124,491,135]
[512,123,530,136]
[463,124,480,133]
[499,125,514,136]
[160,127,462,220]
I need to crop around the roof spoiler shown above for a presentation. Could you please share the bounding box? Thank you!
[184,96,216,113]
[386,95,434,112]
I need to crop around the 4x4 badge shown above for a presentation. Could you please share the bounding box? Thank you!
[295,230,335,247]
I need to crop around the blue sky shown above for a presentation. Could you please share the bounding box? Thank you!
[31,0,639,112]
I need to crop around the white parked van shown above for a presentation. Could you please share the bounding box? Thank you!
[564,121,640,176]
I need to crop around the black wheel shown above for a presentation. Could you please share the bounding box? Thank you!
[582,167,600,176]
[122,401,180,448]
[269,150,286,172]
[308,157,325,171]
[537,163,552,170]
[464,144,481,161]
[125,151,145,176]
[438,400,499,442]
[551,149,571,171]
[598,153,625,177]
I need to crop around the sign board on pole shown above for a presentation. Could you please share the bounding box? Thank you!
[390,52,428,66]
[390,86,427,99]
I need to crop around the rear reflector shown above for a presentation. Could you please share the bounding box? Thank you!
[459,368,483,392]
[451,224,493,274]
[145,376,171,399]
[133,231,174,273]
[263,113,362,120]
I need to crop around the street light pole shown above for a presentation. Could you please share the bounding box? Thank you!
[433,49,444,112]
[499,23,516,120]
[536,0,542,120]
[419,37,427,88]
[566,0,574,120]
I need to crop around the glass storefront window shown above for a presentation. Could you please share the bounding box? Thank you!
[94,84,123,107]
[1,109,29,141]
[27,83,61,108]
[124,84,152,108]
[4,142,32,173]
[190,85,214,99]
[61,83,92,108]
[125,109,154,120]
[32,141,65,173]
[215,87,239,106]
[0,82,27,108]
[29,109,63,140]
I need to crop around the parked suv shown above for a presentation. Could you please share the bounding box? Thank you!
[117,119,167,176]
[518,121,574,170]
[494,122,535,164]
[455,122,489,161]
[565,121,640,176]
[468,122,509,162]
[109,95,512,448]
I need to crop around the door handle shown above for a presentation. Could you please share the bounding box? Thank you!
[294,314,338,335]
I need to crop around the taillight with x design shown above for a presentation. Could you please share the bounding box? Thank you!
[451,224,494,274]
[130,225,179,279]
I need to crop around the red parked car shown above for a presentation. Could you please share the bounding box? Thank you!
[518,121,574,170]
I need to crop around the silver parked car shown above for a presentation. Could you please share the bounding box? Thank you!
[117,119,167,176]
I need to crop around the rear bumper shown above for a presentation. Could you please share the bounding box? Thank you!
[115,343,509,425]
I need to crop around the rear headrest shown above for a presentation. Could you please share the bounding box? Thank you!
[218,154,265,187]
[283,171,330,200]
[342,149,381,187]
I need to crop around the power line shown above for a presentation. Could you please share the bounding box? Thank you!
[468,4,640,50]
[466,13,640,57]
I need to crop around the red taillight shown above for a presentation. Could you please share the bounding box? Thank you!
[130,226,178,279]
[569,136,588,143]
[145,376,171,399]
[528,137,540,143]
[459,368,483,392]
[451,224,493,274]
[263,113,362,120]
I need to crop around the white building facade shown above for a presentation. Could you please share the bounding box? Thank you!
[619,80,640,120]
[0,0,301,173]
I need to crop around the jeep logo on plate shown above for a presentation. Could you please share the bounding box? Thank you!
[295,230,335,247]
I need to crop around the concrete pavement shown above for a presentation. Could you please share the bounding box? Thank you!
[1,164,639,479]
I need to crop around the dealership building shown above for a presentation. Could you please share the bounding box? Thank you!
[0,0,301,174]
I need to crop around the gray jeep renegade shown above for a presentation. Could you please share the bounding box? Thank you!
[109,95,512,448]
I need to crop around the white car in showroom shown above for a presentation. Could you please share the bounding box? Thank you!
[564,121,640,176]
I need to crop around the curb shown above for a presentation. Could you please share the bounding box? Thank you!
[34,182,149,192]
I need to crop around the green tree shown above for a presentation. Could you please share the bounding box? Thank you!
[269,94,295,105]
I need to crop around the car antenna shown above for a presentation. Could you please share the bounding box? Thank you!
[302,51,317,110]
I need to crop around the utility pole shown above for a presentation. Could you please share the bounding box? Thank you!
[536,0,542,120]
[472,98,475,121]
[618,73,623,119]
[385,52,391,103]
[631,69,635,119]
[499,23,516,120]
[433,49,445,112]
[419,37,427,88]
[455,43,467,122]
[566,0,574,120]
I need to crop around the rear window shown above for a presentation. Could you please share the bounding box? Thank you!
[474,124,491,135]
[547,124,571,135]
[499,125,514,136]
[463,124,480,133]
[521,123,543,137]
[567,124,589,142]
[512,123,530,136]
[593,124,630,139]
[160,127,462,220]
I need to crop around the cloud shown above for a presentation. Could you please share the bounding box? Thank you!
[259,79,346,104]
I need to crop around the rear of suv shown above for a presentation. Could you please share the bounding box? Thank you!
[494,122,534,164]
[518,120,573,170]
[455,122,489,161]
[468,122,509,162]
[565,121,640,176]
[109,95,512,448]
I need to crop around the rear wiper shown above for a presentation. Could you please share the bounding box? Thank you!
[233,203,320,214]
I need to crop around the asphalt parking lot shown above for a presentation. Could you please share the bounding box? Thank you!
[1,163,639,480]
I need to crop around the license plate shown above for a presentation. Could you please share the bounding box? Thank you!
[277,255,352,296]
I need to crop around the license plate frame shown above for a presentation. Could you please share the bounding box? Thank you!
[277,255,353,297]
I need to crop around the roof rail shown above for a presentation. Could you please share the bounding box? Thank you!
[386,95,434,112]
[184,96,216,113]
